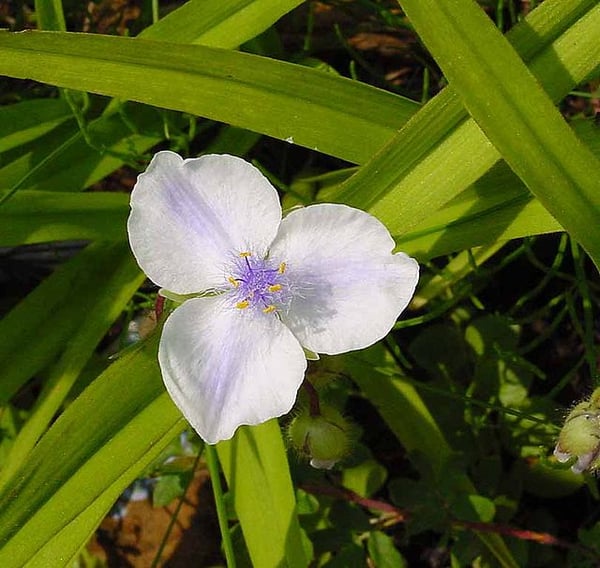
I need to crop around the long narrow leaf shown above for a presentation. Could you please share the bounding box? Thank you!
[0,103,166,193]
[0,243,144,487]
[218,422,310,567]
[0,243,134,402]
[0,334,185,566]
[332,0,600,235]
[0,98,71,153]
[398,0,600,266]
[0,0,305,197]
[140,0,304,49]
[0,190,129,245]
[0,31,417,165]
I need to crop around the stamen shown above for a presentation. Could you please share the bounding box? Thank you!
[278,262,286,274]
[239,251,252,258]
[228,276,240,288]
[268,284,282,293]
[263,305,276,313]
[236,300,250,309]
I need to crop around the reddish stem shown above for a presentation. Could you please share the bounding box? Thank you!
[301,483,406,519]
[302,380,321,417]
[155,294,165,321]
[452,519,573,548]
[301,482,584,551]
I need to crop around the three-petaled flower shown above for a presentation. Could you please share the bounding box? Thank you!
[127,151,419,444]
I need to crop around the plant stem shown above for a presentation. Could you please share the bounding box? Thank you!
[151,446,203,568]
[206,444,237,568]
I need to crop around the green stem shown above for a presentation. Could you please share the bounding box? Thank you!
[570,238,598,381]
[206,444,237,568]
[151,446,204,568]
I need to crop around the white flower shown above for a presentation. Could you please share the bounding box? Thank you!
[127,151,419,444]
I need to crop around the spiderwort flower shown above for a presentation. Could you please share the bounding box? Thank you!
[127,151,419,444]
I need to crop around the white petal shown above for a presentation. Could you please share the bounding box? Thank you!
[128,151,281,293]
[553,444,571,463]
[310,458,337,470]
[158,296,307,444]
[270,204,419,354]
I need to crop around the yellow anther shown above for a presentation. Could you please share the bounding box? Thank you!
[268,284,282,293]
[236,300,250,309]
[239,251,252,257]
[228,276,239,288]
[278,262,287,274]
[263,305,276,314]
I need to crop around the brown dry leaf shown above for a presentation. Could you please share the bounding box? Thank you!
[89,470,222,567]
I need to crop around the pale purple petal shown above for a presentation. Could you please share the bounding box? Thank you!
[553,444,571,463]
[128,152,281,293]
[269,204,419,354]
[158,296,307,444]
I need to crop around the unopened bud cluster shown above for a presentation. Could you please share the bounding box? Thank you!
[554,388,600,474]
[288,405,352,470]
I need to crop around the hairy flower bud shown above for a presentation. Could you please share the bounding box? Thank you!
[554,388,600,474]
[288,405,352,470]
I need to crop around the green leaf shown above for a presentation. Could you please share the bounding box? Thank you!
[0,31,417,165]
[451,494,496,524]
[342,458,387,498]
[0,333,185,567]
[0,0,301,199]
[367,531,407,568]
[139,0,304,49]
[295,489,320,515]
[328,500,371,532]
[344,346,452,475]
[399,0,600,266]
[152,474,187,507]
[35,0,66,31]
[0,190,129,245]
[0,242,138,403]
[344,346,519,568]
[0,103,165,193]
[323,543,365,567]
[0,98,71,153]
[217,421,309,568]
[0,242,144,486]
[396,111,600,258]
[408,324,468,380]
[330,0,600,236]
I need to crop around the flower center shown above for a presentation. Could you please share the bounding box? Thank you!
[228,252,288,314]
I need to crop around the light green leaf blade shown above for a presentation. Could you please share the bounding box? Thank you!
[217,421,309,568]
[0,103,165,193]
[34,0,66,31]
[0,98,71,153]
[0,31,417,165]
[395,161,560,260]
[0,333,185,567]
[394,116,600,258]
[0,0,303,198]
[140,0,304,48]
[0,242,136,403]
[330,0,600,236]
[399,0,600,266]
[0,242,145,487]
[0,190,129,245]
[368,531,407,568]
